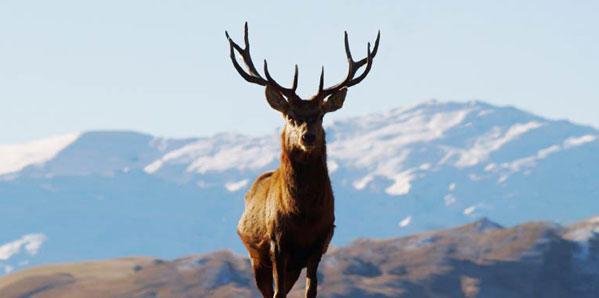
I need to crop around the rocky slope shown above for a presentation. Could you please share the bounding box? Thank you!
[1,217,598,298]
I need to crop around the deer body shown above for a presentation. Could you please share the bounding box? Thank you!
[238,138,334,297]
[226,23,379,297]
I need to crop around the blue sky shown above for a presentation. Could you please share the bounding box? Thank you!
[1,1,597,144]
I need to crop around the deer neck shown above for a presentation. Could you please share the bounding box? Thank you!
[278,134,330,200]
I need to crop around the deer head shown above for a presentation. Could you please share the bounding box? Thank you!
[226,23,380,154]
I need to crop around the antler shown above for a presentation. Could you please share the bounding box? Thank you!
[225,22,299,100]
[315,31,380,99]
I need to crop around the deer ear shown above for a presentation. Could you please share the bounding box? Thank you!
[322,88,347,113]
[265,85,289,113]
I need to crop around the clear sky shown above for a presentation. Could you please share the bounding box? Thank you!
[1,1,597,144]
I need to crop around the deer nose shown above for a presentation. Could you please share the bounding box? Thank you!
[302,133,316,145]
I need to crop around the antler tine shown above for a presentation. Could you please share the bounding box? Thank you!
[226,23,299,99]
[346,42,373,87]
[319,66,325,92]
[240,22,263,79]
[353,30,380,69]
[226,25,266,86]
[344,31,353,63]
[316,30,380,99]
[263,60,299,98]
[292,64,299,91]
[243,22,250,49]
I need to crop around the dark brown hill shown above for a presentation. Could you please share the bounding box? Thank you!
[1,217,597,298]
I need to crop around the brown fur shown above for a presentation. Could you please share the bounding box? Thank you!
[237,126,335,297]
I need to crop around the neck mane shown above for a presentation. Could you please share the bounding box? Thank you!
[278,133,331,200]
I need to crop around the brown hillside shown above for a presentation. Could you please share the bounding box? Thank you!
[1,217,598,298]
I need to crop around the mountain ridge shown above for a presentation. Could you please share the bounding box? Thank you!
[3,99,596,179]
[1,217,598,297]
[0,100,597,275]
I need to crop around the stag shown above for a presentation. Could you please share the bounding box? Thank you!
[226,23,379,298]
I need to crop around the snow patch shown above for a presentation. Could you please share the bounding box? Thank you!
[419,163,432,170]
[564,217,599,242]
[329,108,469,189]
[563,134,597,149]
[385,170,415,196]
[353,175,374,191]
[463,206,477,216]
[225,179,249,192]
[497,174,509,184]
[448,183,456,191]
[0,234,47,261]
[144,135,277,175]
[144,160,163,174]
[563,217,599,259]
[453,121,543,167]
[488,134,597,180]
[403,235,435,251]
[477,109,494,117]
[327,160,339,174]
[444,194,457,206]
[187,145,275,174]
[399,216,412,228]
[484,163,496,171]
[566,227,599,243]
[490,144,559,177]
[0,133,80,175]
[537,145,560,159]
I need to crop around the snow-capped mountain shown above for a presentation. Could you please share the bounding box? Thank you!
[0,100,597,274]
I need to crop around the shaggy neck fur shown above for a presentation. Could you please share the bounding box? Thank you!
[277,131,331,214]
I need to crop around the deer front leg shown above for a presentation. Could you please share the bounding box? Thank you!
[305,255,322,298]
[270,240,287,298]
[250,257,274,298]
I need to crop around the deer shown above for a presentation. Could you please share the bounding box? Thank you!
[225,23,379,298]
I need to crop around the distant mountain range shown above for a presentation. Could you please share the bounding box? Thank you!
[1,217,598,297]
[0,100,597,274]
